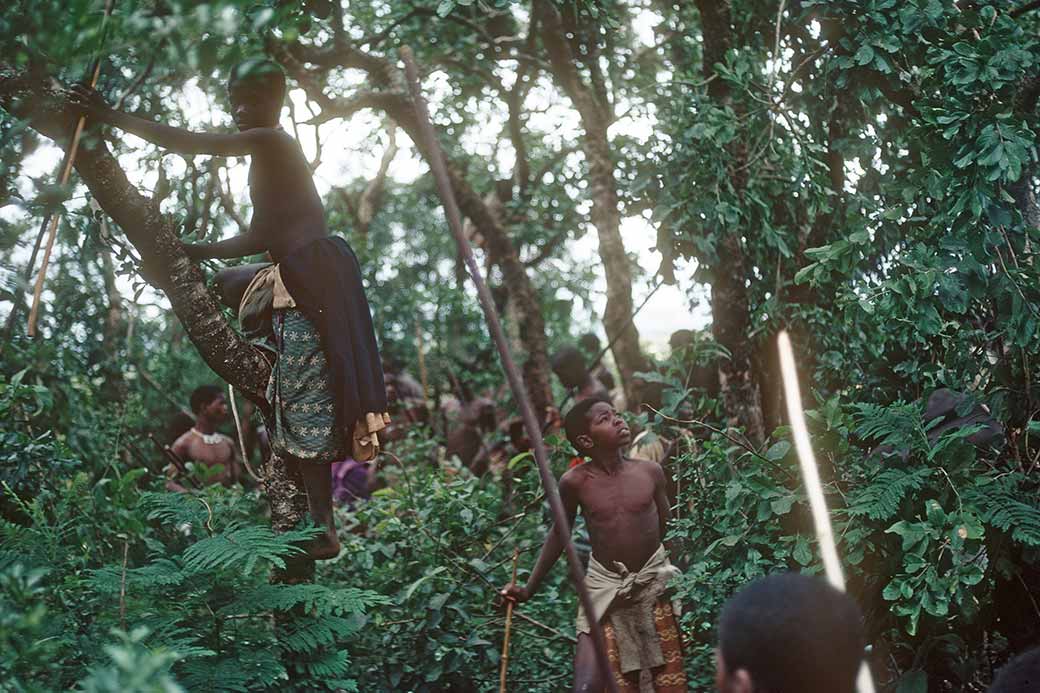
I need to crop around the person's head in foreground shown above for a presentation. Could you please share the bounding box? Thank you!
[564,396,630,459]
[716,573,865,693]
[227,58,286,131]
[190,385,228,422]
[989,646,1040,693]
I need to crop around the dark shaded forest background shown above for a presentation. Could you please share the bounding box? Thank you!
[3,1,1040,691]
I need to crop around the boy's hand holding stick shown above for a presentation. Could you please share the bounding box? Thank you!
[499,547,520,693]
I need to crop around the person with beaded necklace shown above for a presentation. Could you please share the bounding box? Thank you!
[168,385,241,490]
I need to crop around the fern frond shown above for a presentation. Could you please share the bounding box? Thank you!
[87,558,187,594]
[218,583,388,618]
[853,402,925,451]
[279,615,362,653]
[845,467,932,520]
[965,478,1040,547]
[139,492,209,529]
[177,647,285,693]
[181,521,313,574]
[292,649,351,679]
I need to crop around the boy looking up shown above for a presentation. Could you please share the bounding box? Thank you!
[71,59,389,560]
[169,385,240,490]
[715,573,866,693]
[500,397,687,692]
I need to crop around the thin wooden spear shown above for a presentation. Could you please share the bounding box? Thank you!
[26,0,117,337]
[776,330,876,693]
[399,46,619,693]
[499,547,520,693]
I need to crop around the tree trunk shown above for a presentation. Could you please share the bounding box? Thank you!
[534,0,649,405]
[0,67,311,566]
[583,128,647,402]
[694,0,766,445]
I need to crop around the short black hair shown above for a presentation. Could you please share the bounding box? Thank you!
[190,385,224,414]
[669,329,695,352]
[991,647,1040,693]
[719,573,865,693]
[564,396,611,454]
[228,58,286,102]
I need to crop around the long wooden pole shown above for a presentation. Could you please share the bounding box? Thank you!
[776,331,876,693]
[26,0,117,337]
[399,47,619,693]
[499,547,520,693]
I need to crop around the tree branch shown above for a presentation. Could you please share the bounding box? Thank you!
[0,67,271,406]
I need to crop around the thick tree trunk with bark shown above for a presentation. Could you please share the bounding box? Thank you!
[0,66,311,571]
[534,0,649,404]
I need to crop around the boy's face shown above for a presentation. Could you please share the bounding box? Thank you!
[578,401,630,451]
[199,395,229,422]
[229,80,280,131]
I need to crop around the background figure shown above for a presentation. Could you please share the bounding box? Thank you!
[551,344,609,403]
[445,396,497,475]
[578,332,616,390]
[716,573,865,693]
[330,458,373,510]
[168,385,240,489]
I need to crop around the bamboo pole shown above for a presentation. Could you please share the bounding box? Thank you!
[27,0,117,337]
[777,331,876,693]
[399,46,618,693]
[499,547,520,692]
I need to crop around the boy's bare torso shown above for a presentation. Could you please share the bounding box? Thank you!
[244,130,327,262]
[172,432,237,485]
[562,457,664,572]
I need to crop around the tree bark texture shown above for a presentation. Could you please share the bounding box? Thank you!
[0,67,311,565]
[535,0,649,404]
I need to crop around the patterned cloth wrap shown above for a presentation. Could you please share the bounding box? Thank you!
[576,545,687,692]
[270,308,345,461]
[604,599,687,692]
[238,255,389,464]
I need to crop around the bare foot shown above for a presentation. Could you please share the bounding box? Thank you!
[305,528,341,561]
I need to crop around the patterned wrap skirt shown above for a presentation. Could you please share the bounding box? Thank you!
[604,599,688,692]
[267,307,345,462]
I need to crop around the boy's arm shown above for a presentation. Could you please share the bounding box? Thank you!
[501,473,580,602]
[651,462,671,539]
[69,84,281,157]
[183,233,267,262]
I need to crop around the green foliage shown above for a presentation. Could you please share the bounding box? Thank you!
[314,432,575,692]
[77,628,184,693]
[0,385,385,692]
[3,0,1040,690]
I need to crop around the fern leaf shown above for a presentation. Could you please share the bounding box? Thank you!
[846,467,932,520]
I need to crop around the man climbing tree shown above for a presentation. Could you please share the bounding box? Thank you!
[69,59,390,560]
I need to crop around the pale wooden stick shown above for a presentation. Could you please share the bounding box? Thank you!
[499,547,520,693]
[777,331,875,693]
[227,384,262,483]
[27,0,116,336]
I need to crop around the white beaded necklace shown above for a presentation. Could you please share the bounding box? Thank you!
[190,428,224,445]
